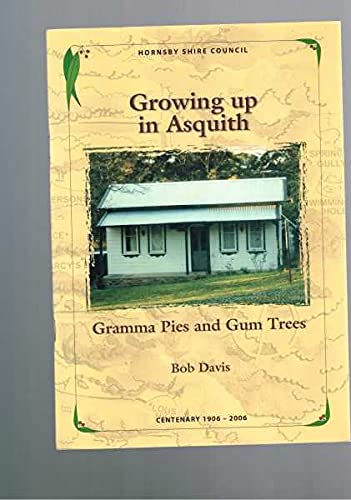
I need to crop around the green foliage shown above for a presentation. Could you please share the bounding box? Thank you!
[296,38,321,65]
[89,144,302,241]
[73,405,98,433]
[63,48,81,109]
[306,399,330,426]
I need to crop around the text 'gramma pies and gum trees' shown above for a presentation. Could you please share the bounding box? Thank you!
[129,92,258,138]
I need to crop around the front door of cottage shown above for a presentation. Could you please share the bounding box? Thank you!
[190,225,210,272]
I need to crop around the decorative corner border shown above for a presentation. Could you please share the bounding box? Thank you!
[305,399,330,427]
[296,38,321,65]
[63,47,84,109]
[73,404,99,433]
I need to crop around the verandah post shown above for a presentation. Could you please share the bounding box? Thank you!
[99,227,104,276]
[284,218,292,284]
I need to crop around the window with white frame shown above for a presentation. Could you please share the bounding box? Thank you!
[122,225,140,255]
[148,224,166,255]
[220,222,238,253]
[248,221,265,251]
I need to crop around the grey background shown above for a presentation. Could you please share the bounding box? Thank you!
[1,0,350,498]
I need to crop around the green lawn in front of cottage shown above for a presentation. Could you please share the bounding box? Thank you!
[90,269,307,309]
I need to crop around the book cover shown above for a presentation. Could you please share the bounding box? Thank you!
[47,21,350,449]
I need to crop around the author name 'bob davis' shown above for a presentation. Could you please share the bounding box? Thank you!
[137,46,249,57]
[92,317,307,335]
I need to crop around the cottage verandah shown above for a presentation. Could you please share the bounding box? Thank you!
[97,178,287,279]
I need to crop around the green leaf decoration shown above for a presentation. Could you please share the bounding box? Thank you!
[306,399,330,427]
[73,404,79,428]
[63,48,80,107]
[63,48,81,109]
[296,38,321,65]
[73,404,98,433]
[77,425,99,434]
[66,53,80,109]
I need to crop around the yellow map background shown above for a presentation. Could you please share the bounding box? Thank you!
[47,21,350,449]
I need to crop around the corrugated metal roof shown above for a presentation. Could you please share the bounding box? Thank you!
[98,178,287,210]
[97,205,279,227]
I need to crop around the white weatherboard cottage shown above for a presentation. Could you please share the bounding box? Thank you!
[97,178,287,277]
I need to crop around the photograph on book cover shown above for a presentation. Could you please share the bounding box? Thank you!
[89,145,307,310]
[47,21,350,449]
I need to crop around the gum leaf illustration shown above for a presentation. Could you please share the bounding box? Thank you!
[73,404,98,433]
[306,399,330,427]
[296,38,321,65]
[63,48,81,109]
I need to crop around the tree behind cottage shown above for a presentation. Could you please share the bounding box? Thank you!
[88,144,301,242]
